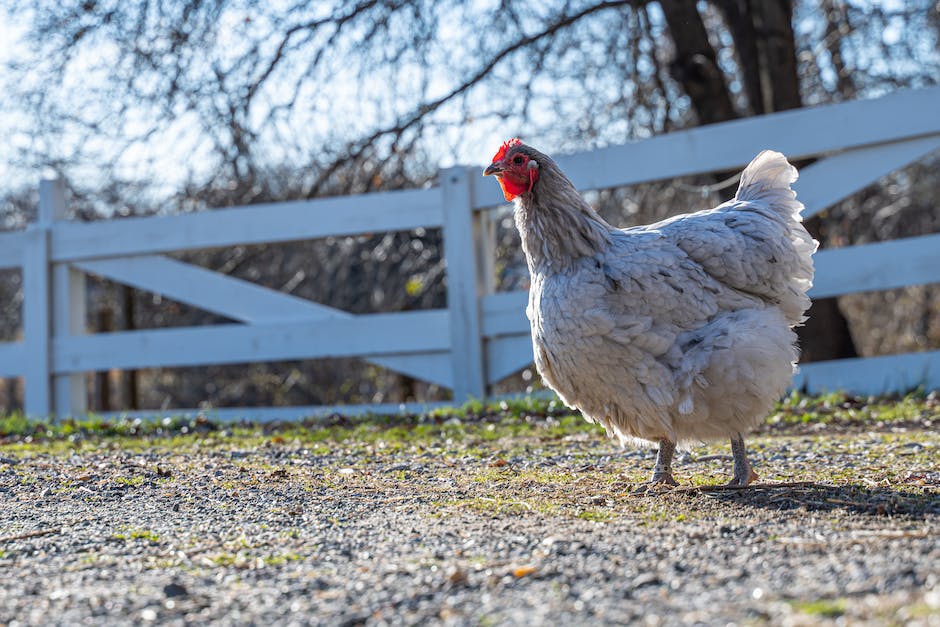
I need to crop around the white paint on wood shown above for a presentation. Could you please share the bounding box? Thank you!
[53,263,87,417]
[52,187,443,262]
[22,227,52,417]
[56,310,451,372]
[793,349,940,395]
[0,342,25,378]
[95,400,457,424]
[77,255,342,324]
[811,233,940,298]
[481,291,529,337]
[75,254,453,386]
[486,335,535,385]
[471,86,940,207]
[442,167,487,401]
[797,136,940,218]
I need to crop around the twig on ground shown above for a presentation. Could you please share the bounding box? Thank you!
[673,481,826,493]
[0,528,63,543]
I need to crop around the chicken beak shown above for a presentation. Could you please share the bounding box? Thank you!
[483,162,503,177]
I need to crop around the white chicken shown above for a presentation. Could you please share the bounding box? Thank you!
[483,139,816,487]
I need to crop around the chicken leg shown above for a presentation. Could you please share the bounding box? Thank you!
[727,433,759,487]
[633,439,680,492]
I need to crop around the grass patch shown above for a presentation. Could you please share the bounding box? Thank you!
[577,509,613,522]
[112,528,160,542]
[0,392,936,466]
[114,475,145,487]
[767,389,937,430]
[791,598,847,618]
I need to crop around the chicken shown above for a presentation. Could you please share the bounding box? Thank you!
[483,139,816,487]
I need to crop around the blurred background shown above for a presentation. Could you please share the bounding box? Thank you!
[0,0,938,412]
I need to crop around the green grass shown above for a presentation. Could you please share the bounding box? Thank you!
[114,475,146,487]
[0,392,936,460]
[577,509,613,522]
[112,527,161,542]
[790,598,848,618]
[767,389,937,429]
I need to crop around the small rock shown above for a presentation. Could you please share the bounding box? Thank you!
[446,568,468,585]
[163,582,188,598]
[631,573,661,589]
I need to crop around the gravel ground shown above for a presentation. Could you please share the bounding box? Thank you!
[1,417,938,626]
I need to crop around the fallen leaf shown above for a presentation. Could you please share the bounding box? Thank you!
[513,565,537,578]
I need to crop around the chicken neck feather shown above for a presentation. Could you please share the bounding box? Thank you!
[513,155,611,273]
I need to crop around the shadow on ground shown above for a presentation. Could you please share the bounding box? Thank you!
[692,482,940,518]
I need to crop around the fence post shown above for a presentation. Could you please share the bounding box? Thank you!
[24,179,87,419]
[48,180,87,418]
[441,166,487,402]
[22,181,56,417]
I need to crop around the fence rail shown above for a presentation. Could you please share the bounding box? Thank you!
[2,86,939,419]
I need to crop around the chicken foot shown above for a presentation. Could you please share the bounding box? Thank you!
[727,433,759,487]
[634,439,679,492]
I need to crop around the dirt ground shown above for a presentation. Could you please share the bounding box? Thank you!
[0,401,938,625]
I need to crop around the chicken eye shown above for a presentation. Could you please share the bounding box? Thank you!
[513,156,525,165]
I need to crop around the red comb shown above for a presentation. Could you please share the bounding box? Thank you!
[491,138,522,162]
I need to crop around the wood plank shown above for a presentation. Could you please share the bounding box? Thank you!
[797,136,940,218]
[52,187,443,262]
[486,335,534,384]
[811,233,940,298]
[95,400,457,424]
[53,263,87,417]
[74,254,453,386]
[442,167,486,400]
[471,86,940,206]
[43,178,87,417]
[76,255,339,324]
[55,310,450,372]
[92,390,556,423]
[793,350,940,395]
[0,231,26,270]
[481,291,529,337]
[0,342,25,378]
[479,240,940,312]
[374,352,454,389]
[22,227,52,417]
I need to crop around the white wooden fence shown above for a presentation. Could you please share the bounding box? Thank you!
[1,86,939,420]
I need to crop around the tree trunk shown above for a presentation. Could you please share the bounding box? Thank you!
[659,0,738,124]
[798,216,859,362]
[820,0,858,99]
[713,0,765,114]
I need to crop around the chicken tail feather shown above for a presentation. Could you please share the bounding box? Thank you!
[735,150,803,222]
[735,150,818,325]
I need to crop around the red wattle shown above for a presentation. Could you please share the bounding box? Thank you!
[498,175,530,201]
